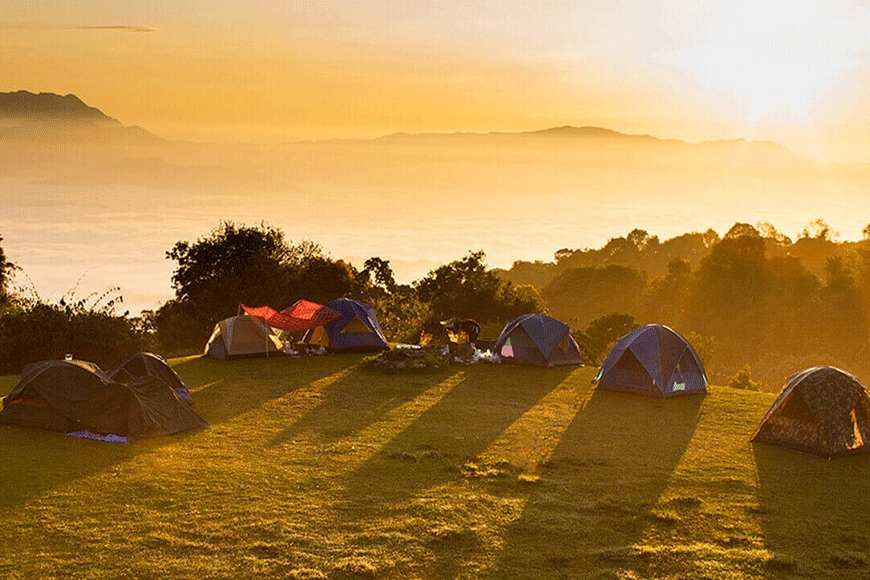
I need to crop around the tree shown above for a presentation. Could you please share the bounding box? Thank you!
[575,312,639,364]
[415,251,540,323]
[159,222,355,349]
[0,232,15,305]
[800,218,838,241]
[360,257,397,294]
[541,264,647,327]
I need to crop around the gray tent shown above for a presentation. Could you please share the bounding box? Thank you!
[0,359,207,439]
[109,352,193,404]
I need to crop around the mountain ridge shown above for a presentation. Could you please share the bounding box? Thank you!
[0,90,119,124]
[0,90,808,159]
[0,90,163,143]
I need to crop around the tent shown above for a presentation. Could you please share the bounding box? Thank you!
[0,359,208,439]
[204,314,283,360]
[751,366,870,458]
[493,313,582,368]
[301,298,388,352]
[594,324,707,397]
[241,300,341,333]
[109,352,193,404]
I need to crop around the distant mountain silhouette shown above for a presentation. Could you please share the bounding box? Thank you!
[0,91,119,124]
[374,125,793,153]
[0,90,162,143]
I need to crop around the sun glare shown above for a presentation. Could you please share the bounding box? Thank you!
[663,1,862,125]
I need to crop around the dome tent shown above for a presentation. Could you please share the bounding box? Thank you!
[204,314,283,360]
[751,366,870,458]
[109,352,193,404]
[0,359,207,439]
[493,313,582,368]
[594,324,707,397]
[301,298,388,352]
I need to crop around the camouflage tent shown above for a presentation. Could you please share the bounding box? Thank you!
[751,366,870,458]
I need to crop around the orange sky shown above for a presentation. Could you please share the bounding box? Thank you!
[3,1,869,160]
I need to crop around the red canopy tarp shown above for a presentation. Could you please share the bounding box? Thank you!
[242,300,341,332]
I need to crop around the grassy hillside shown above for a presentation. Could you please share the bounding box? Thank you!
[1,356,869,579]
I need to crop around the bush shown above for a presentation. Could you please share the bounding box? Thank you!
[0,292,151,375]
[728,364,760,391]
[575,312,639,365]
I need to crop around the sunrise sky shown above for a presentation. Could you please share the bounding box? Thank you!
[3,1,870,159]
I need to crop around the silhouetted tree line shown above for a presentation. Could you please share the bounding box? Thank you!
[152,222,541,351]
[500,220,870,387]
[0,222,539,373]
[0,232,14,307]
[3,219,870,387]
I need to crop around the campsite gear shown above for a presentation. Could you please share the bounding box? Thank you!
[594,324,707,397]
[493,313,582,368]
[419,318,481,347]
[751,366,870,458]
[0,359,208,438]
[204,314,283,360]
[301,297,388,352]
[109,352,193,404]
[241,300,341,332]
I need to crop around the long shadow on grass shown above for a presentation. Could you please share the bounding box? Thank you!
[753,443,870,578]
[173,354,355,425]
[265,367,450,449]
[485,389,704,579]
[0,355,345,511]
[331,366,575,574]
[0,424,198,510]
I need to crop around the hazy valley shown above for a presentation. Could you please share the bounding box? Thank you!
[2,91,870,314]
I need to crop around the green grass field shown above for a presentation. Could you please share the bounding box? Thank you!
[2,356,870,579]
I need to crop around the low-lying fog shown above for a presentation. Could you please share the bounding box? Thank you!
[2,131,868,314]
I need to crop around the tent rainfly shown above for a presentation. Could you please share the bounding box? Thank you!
[241,300,341,333]
[594,324,707,397]
[493,313,582,368]
[109,352,194,404]
[204,314,283,360]
[301,298,388,352]
[751,366,870,458]
[0,359,208,439]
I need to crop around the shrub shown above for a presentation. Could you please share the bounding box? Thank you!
[0,290,151,375]
[728,364,760,391]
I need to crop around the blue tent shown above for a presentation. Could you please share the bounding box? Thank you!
[493,314,582,368]
[594,324,707,397]
[301,298,388,352]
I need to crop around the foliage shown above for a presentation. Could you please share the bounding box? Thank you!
[157,222,357,351]
[575,312,639,365]
[497,220,870,384]
[542,264,647,328]
[0,288,151,374]
[728,364,760,391]
[414,250,541,323]
[0,232,15,307]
